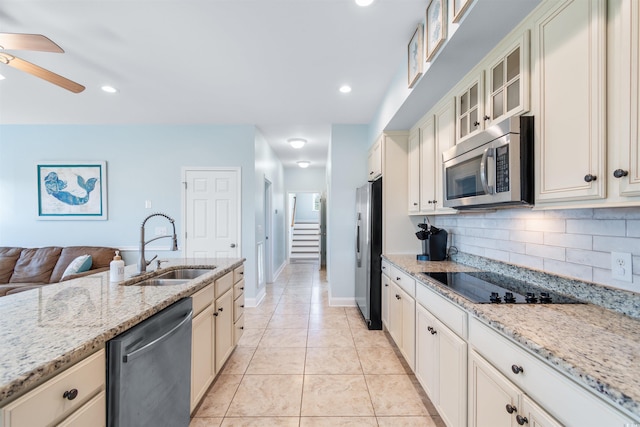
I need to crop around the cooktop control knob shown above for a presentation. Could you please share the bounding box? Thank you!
[504,292,516,303]
[525,292,537,303]
[540,292,552,303]
[490,292,502,303]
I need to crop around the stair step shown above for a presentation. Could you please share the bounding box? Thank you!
[293,223,320,229]
[290,253,320,259]
[292,242,319,247]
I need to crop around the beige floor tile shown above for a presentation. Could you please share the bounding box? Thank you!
[190,417,223,427]
[351,329,394,349]
[243,313,272,329]
[236,328,264,347]
[357,347,409,374]
[226,375,303,417]
[365,375,431,416]
[274,303,311,315]
[194,374,243,417]
[376,416,440,427]
[268,313,309,329]
[220,417,299,426]
[245,303,277,316]
[309,304,346,316]
[307,328,354,348]
[279,294,312,304]
[308,313,349,329]
[259,328,308,347]
[347,315,369,330]
[283,287,313,295]
[246,347,306,374]
[220,347,256,374]
[301,375,374,417]
[300,416,378,426]
[305,347,362,375]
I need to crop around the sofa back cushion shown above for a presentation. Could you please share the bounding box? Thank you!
[0,247,24,283]
[50,246,119,283]
[10,247,63,284]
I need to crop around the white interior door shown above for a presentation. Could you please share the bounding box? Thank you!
[183,168,241,258]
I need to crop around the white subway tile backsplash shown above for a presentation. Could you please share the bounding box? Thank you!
[543,259,593,282]
[543,208,594,219]
[628,220,640,237]
[483,248,511,262]
[593,268,638,292]
[566,249,610,270]
[526,243,565,261]
[566,219,626,236]
[543,232,592,249]
[593,236,640,256]
[593,207,640,220]
[510,230,544,244]
[509,252,544,270]
[525,219,566,233]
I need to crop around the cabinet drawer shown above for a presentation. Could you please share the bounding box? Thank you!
[469,317,634,426]
[234,292,245,322]
[2,349,105,427]
[381,259,391,277]
[233,279,245,300]
[233,264,244,284]
[215,272,233,298]
[191,283,214,317]
[234,314,244,346]
[390,266,415,297]
[416,281,467,338]
[57,390,105,427]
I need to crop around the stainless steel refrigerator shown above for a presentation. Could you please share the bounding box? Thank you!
[355,177,382,330]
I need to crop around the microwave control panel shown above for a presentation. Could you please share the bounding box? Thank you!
[495,145,509,193]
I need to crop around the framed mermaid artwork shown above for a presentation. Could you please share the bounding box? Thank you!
[37,161,107,220]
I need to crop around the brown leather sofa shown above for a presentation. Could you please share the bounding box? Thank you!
[0,246,120,296]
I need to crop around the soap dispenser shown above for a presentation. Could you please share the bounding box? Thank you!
[110,250,125,282]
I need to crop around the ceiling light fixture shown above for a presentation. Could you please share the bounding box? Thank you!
[339,85,352,94]
[101,85,118,93]
[297,161,311,168]
[288,138,307,149]
[0,74,5,80]
[355,0,374,6]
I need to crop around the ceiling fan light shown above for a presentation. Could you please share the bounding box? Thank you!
[0,74,5,80]
[297,161,311,168]
[355,0,374,6]
[288,138,306,149]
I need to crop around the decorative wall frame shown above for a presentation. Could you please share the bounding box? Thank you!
[408,23,424,88]
[425,0,447,62]
[37,161,107,220]
[452,0,472,23]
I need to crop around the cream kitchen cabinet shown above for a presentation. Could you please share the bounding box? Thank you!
[408,128,421,213]
[381,259,391,329]
[469,316,636,426]
[214,272,235,373]
[415,282,467,427]
[533,0,607,204]
[368,135,382,180]
[409,98,457,215]
[1,349,105,427]
[469,350,561,427]
[190,282,216,413]
[456,73,485,142]
[233,264,245,346]
[386,266,415,370]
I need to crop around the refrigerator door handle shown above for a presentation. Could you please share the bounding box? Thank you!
[356,213,362,267]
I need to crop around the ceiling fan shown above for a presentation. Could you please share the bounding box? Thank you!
[0,32,85,93]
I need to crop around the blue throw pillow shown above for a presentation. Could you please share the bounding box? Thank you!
[62,255,93,280]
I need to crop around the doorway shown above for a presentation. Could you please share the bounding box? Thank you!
[287,192,323,267]
[182,168,241,258]
[264,178,273,284]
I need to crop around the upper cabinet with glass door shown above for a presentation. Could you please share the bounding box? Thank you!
[456,72,484,141]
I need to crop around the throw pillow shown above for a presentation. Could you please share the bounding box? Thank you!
[61,255,93,280]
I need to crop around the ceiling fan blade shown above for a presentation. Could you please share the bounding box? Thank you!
[1,54,84,93]
[0,33,64,53]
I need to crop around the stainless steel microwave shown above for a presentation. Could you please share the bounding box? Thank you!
[442,115,534,209]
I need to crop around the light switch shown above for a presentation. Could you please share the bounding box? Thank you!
[145,200,152,209]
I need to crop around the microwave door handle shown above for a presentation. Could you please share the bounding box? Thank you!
[480,147,495,195]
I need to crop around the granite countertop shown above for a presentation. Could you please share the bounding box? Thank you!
[0,257,244,406]
[384,254,640,421]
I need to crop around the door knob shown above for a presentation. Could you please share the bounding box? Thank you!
[230,243,236,248]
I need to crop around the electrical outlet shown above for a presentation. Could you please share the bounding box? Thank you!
[611,252,633,282]
[145,200,152,209]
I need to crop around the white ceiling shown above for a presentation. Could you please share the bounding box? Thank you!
[0,0,430,168]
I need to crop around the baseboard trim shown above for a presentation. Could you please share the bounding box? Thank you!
[328,296,356,307]
[272,260,286,282]
[246,288,266,308]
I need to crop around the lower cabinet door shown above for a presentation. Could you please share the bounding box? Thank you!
[415,304,438,401]
[520,395,562,427]
[381,273,390,328]
[57,391,106,427]
[191,305,215,412]
[215,288,234,372]
[438,319,467,427]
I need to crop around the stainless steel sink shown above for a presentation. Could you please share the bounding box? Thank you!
[134,278,190,286]
[155,268,213,280]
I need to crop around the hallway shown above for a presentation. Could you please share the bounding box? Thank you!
[190,262,444,426]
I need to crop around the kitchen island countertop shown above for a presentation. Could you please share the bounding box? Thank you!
[384,254,640,421]
[0,257,244,406]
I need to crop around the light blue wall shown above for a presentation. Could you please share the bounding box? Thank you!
[284,167,327,194]
[0,124,267,299]
[293,193,319,223]
[326,124,369,302]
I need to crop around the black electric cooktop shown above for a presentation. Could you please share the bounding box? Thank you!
[421,271,584,304]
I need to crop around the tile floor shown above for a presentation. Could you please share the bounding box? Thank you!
[190,262,445,427]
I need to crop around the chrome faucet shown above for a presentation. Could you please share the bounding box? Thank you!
[138,213,178,274]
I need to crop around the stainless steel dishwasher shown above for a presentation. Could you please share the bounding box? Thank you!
[107,298,192,427]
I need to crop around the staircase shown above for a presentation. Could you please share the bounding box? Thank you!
[290,222,320,263]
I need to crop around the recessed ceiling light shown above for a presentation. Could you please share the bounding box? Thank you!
[101,85,118,93]
[0,74,5,80]
[355,0,374,6]
[339,85,352,94]
[288,138,307,149]
[297,161,311,168]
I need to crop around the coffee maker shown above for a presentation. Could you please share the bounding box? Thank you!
[415,222,448,261]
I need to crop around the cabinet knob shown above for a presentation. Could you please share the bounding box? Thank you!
[370,171,374,175]
[385,284,389,287]
[230,243,237,248]
[516,415,529,425]
[240,304,245,308]
[484,115,490,121]
[473,121,480,127]
[395,294,401,300]
[396,277,401,281]
[413,202,418,206]
[382,266,386,270]
[432,200,437,204]
[63,389,78,401]
[240,287,244,290]
[427,326,437,335]
[214,312,219,317]
[584,174,597,183]
[428,200,433,204]
[505,404,517,414]
[511,364,524,374]
[218,307,224,312]
[240,326,244,330]
[613,169,629,178]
